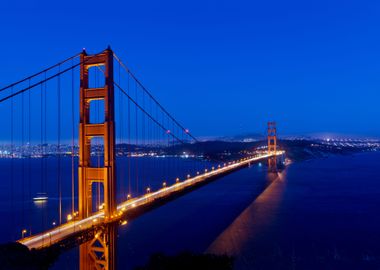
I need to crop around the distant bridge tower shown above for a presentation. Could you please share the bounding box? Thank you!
[267,121,277,172]
[79,47,116,270]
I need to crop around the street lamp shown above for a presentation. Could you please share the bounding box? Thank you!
[21,229,27,238]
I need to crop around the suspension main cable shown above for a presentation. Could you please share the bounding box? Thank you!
[0,63,81,104]
[0,53,103,104]
[0,53,80,93]
[94,65,188,145]
[115,82,186,145]
[113,53,198,142]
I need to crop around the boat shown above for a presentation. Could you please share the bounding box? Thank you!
[33,192,48,202]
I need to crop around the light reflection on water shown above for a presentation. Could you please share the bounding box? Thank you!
[207,170,287,256]
[33,200,48,208]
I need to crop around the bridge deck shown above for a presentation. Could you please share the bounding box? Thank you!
[18,153,283,250]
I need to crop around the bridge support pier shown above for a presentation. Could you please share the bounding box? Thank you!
[79,47,117,270]
[80,225,116,270]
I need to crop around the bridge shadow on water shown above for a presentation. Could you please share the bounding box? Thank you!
[207,170,286,257]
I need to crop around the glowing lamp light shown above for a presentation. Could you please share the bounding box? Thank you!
[185,129,189,133]
[146,187,151,193]
[187,174,191,178]
[67,214,73,221]
[176,177,180,183]
[121,220,128,226]
[127,194,131,199]
[163,181,167,187]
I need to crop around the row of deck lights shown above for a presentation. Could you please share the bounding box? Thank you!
[21,156,257,239]
[25,158,276,238]
[142,156,255,197]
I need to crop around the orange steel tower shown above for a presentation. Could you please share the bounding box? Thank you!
[79,47,116,270]
[267,121,277,172]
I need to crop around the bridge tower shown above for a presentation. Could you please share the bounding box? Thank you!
[267,121,277,172]
[79,47,116,270]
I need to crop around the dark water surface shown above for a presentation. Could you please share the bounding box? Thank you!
[4,152,380,269]
[209,152,380,269]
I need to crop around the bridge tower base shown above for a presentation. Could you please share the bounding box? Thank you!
[80,225,116,270]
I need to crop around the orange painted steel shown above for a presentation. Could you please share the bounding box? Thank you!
[79,47,116,270]
[267,121,277,172]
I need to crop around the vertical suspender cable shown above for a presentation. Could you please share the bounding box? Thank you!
[57,65,62,225]
[43,76,47,228]
[142,89,145,189]
[127,74,131,196]
[135,81,139,194]
[118,61,124,199]
[71,59,75,215]
[44,72,47,213]
[10,87,14,239]
[21,82,25,229]
[40,81,44,229]
[28,79,32,233]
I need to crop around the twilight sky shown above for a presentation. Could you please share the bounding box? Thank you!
[0,0,379,138]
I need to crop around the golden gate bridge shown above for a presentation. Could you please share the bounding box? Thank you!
[0,47,283,269]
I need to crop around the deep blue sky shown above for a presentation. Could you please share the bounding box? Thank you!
[1,0,379,138]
